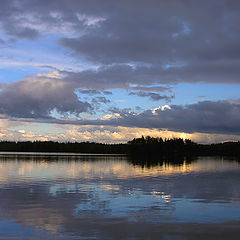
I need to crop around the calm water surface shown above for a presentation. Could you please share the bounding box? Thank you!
[0,154,240,239]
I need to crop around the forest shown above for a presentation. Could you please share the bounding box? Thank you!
[0,136,239,158]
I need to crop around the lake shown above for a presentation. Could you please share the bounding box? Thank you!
[0,153,240,239]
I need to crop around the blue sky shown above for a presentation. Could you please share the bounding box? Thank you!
[0,0,240,143]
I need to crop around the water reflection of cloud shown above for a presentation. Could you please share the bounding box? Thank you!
[0,156,239,186]
[0,155,240,239]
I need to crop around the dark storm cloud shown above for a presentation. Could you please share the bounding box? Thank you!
[4,25,39,40]
[0,0,102,40]
[25,100,240,135]
[106,100,240,134]
[0,75,92,118]
[1,0,240,84]
[129,91,173,102]
[0,0,40,40]
[1,0,240,136]
[62,64,177,91]
[62,60,240,92]
[58,0,240,84]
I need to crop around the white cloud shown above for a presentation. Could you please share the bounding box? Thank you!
[0,119,239,144]
[18,129,25,134]
[100,113,121,121]
[152,105,171,115]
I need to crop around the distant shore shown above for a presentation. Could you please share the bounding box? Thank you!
[0,137,239,159]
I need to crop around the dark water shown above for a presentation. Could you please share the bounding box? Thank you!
[0,154,240,239]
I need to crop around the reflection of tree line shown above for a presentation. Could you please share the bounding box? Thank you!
[128,155,195,169]
[0,136,240,161]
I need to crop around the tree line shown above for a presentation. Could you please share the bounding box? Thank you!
[0,136,240,157]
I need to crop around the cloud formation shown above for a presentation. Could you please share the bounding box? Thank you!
[24,100,239,136]
[0,1,240,141]
[3,99,239,137]
[0,72,92,118]
[91,100,240,135]
[129,91,173,102]
[58,0,240,85]
[0,0,240,86]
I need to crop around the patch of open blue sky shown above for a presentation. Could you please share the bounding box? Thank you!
[99,83,240,115]
[0,35,91,80]
[172,83,240,105]
[101,89,172,113]
[0,68,48,83]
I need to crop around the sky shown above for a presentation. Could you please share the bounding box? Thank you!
[0,0,240,143]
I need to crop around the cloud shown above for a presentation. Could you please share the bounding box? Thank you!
[61,64,178,91]
[103,90,112,95]
[62,125,240,144]
[1,70,239,136]
[22,100,240,136]
[92,96,110,104]
[0,0,240,141]
[61,60,240,94]
[129,91,173,102]
[0,71,92,118]
[116,100,240,134]
[79,89,112,96]
[4,24,39,40]
[130,86,171,93]
[79,89,102,95]
[1,1,240,85]
[94,100,240,135]
[58,0,240,84]
[0,1,239,84]
[1,118,240,144]
[0,1,40,40]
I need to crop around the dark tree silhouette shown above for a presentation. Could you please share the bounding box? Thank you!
[0,137,239,163]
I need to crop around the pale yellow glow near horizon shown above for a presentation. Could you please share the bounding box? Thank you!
[0,157,238,184]
[0,119,239,144]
